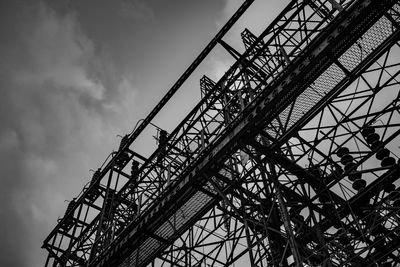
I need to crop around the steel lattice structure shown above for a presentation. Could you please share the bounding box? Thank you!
[43,0,400,266]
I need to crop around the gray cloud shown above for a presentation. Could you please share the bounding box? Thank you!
[0,0,262,265]
[0,1,136,266]
[119,0,155,20]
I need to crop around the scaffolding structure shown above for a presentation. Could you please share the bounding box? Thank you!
[43,0,400,266]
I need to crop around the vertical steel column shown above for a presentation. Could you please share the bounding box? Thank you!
[89,169,114,264]
[267,163,303,267]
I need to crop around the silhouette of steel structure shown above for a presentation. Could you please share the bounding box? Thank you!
[43,0,400,266]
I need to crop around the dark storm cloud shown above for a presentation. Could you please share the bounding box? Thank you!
[0,1,137,266]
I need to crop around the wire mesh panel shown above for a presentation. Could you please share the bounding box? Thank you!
[42,0,400,266]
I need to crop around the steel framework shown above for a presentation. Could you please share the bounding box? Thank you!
[43,0,400,266]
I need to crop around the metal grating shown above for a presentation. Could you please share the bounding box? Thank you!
[120,191,212,266]
[42,1,400,266]
[338,15,394,72]
[265,11,397,141]
[266,63,346,139]
[116,3,400,266]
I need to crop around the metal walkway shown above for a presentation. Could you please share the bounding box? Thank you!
[43,0,400,266]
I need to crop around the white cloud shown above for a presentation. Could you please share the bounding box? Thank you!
[221,0,242,22]
[207,55,232,81]
[218,0,290,49]
[14,2,105,100]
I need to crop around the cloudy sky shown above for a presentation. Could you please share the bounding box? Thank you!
[0,0,287,266]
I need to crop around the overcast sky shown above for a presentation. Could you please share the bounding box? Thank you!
[0,0,287,266]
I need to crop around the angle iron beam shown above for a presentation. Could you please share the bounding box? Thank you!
[42,0,255,251]
[96,2,400,264]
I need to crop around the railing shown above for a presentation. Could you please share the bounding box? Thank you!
[42,0,400,266]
